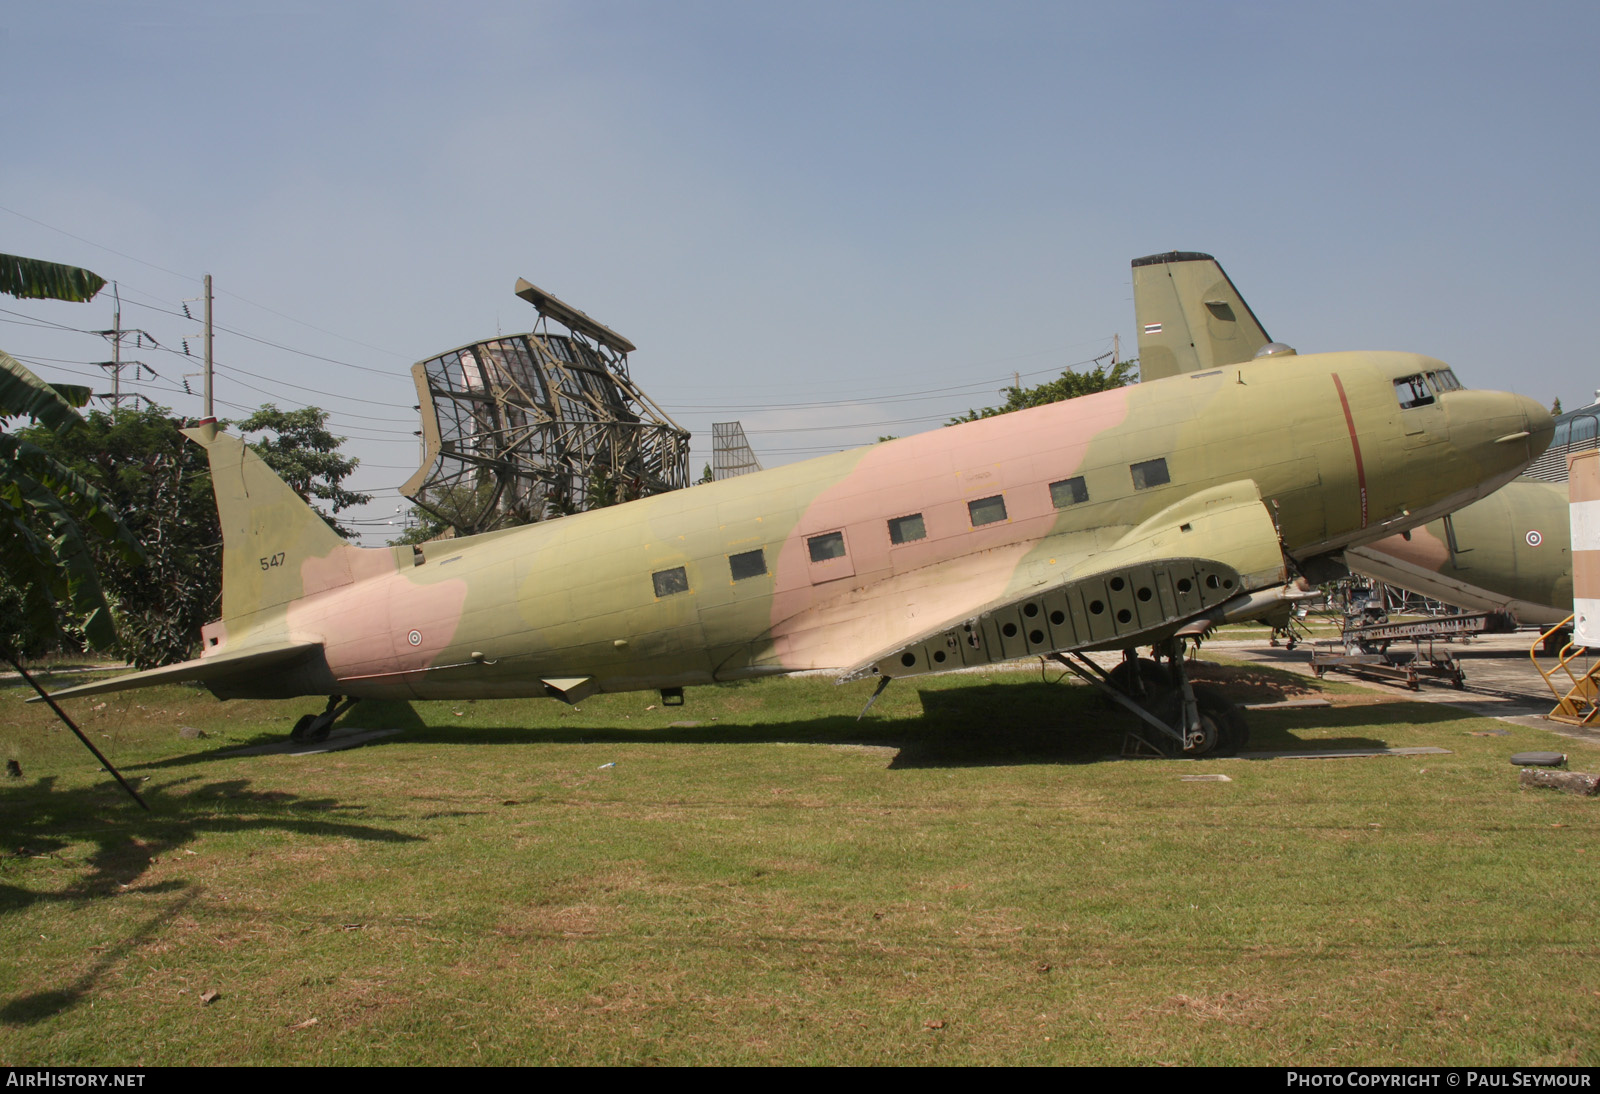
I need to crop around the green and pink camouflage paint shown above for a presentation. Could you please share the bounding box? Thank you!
[44,349,1549,734]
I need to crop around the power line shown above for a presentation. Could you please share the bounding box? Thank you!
[0,306,102,334]
[740,413,952,435]
[0,203,413,360]
[659,355,1114,413]
[118,293,401,377]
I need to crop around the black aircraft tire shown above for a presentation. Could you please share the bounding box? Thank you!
[1191,684,1247,754]
[1107,657,1173,702]
[306,715,335,743]
[1158,685,1243,759]
[289,714,316,743]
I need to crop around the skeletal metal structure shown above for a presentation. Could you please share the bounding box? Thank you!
[711,421,762,481]
[402,280,690,535]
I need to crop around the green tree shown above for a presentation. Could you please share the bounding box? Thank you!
[18,407,219,668]
[390,478,503,545]
[0,253,107,302]
[948,358,1139,424]
[391,505,452,546]
[21,403,374,667]
[0,255,142,659]
[237,404,372,538]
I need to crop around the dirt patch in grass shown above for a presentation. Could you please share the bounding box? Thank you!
[1186,661,1322,704]
[1165,990,1279,1025]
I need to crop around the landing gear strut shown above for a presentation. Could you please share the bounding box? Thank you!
[1054,640,1248,758]
[289,695,360,743]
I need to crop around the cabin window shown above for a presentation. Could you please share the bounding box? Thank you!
[1394,374,1435,409]
[888,513,926,544]
[728,549,767,581]
[807,531,847,562]
[652,566,689,597]
[1049,476,1088,508]
[1131,458,1170,490]
[968,495,1008,527]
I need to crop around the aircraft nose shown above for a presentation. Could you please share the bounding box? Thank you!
[1440,388,1553,480]
[1518,395,1555,459]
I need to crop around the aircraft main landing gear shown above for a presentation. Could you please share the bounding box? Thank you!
[1055,641,1248,759]
[289,695,360,743]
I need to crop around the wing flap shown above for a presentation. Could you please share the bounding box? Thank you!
[32,641,323,702]
[838,480,1287,682]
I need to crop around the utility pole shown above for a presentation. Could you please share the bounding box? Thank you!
[92,282,157,421]
[111,285,120,412]
[1113,332,1120,366]
[204,273,214,418]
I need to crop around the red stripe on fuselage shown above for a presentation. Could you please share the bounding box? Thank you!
[1331,373,1368,529]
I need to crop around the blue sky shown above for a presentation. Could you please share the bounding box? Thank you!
[5,1,1595,542]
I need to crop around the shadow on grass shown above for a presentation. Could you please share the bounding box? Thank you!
[122,698,434,770]
[0,771,422,1025]
[1244,698,1462,748]
[74,680,1456,778]
[227,683,1446,769]
[0,891,200,1027]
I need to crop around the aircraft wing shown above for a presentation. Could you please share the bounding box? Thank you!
[837,480,1287,682]
[32,641,324,702]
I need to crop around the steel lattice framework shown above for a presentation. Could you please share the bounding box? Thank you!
[402,280,691,535]
[711,421,763,480]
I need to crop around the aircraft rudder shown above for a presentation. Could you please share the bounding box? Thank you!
[182,425,351,623]
[1131,251,1272,380]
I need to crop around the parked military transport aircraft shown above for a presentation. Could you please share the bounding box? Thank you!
[1131,249,1574,625]
[43,282,1551,757]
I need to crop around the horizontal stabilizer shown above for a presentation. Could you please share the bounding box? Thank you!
[32,642,323,703]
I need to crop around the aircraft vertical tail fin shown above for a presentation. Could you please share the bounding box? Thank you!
[1131,251,1272,381]
[181,421,353,626]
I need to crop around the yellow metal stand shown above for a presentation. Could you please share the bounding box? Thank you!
[1532,614,1600,725]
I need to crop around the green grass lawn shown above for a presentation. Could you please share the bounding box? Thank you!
[2,661,1597,1065]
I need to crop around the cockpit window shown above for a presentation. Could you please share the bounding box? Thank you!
[1395,370,1463,409]
[1394,374,1435,409]
[1426,369,1463,393]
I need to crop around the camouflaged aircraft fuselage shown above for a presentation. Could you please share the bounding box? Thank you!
[49,350,1550,707]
